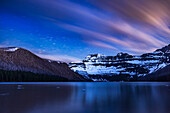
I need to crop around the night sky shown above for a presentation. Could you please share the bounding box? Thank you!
[0,0,170,62]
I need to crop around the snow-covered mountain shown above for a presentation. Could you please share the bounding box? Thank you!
[69,44,170,81]
[0,47,84,81]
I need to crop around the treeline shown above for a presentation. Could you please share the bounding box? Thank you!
[0,70,68,82]
[88,74,138,81]
[88,74,170,82]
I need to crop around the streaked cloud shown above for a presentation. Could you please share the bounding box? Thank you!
[40,0,168,53]
[0,0,169,62]
[92,0,170,34]
[85,40,117,50]
[37,54,81,63]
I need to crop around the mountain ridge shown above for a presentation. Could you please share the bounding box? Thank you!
[69,44,170,81]
[0,47,84,81]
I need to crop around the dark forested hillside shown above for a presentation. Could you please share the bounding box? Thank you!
[139,65,170,81]
[0,70,68,82]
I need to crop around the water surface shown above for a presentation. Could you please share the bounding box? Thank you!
[0,82,170,113]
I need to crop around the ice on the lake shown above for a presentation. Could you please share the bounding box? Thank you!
[17,85,24,90]
[0,93,9,96]
[56,86,60,89]
[82,89,86,92]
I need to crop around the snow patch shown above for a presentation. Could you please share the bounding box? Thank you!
[48,60,52,63]
[5,48,19,52]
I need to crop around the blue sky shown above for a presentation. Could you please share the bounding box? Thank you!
[0,0,170,62]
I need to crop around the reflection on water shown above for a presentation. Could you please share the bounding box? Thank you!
[0,82,170,113]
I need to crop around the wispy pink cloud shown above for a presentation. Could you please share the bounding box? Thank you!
[85,40,117,50]
[30,0,169,54]
[36,54,81,63]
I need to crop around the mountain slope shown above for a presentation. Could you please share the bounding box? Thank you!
[69,45,170,81]
[0,47,83,81]
[139,65,170,81]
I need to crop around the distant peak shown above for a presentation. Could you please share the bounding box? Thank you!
[117,52,131,56]
[155,44,170,53]
[85,54,105,60]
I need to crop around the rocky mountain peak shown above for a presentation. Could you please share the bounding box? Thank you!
[116,52,133,59]
[69,44,170,81]
[155,44,170,53]
[0,47,84,81]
